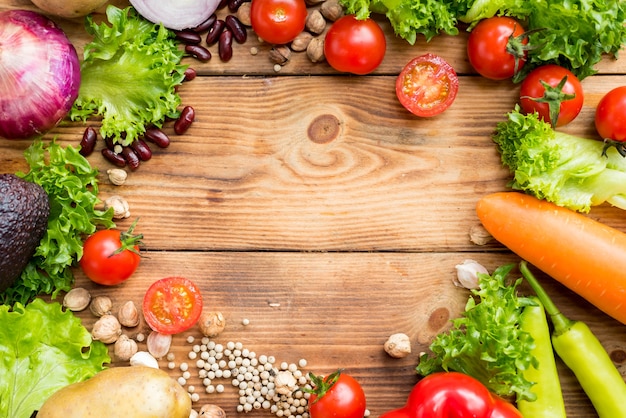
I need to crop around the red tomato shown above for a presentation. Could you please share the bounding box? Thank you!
[467,16,528,80]
[80,225,142,286]
[324,15,386,75]
[396,53,459,117]
[142,276,203,335]
[595,86,626,141]
[308,371,366,418]
[250,0,307,45]
[519,64,584,127]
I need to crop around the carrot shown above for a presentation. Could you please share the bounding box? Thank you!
[476,191,626,325]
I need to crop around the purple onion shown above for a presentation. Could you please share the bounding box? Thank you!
[0,10,81,140]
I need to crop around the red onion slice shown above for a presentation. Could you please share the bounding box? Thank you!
[0,10,80,140]
[129,0,222,31]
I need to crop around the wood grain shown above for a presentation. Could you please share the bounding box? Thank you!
[1,0,626,416]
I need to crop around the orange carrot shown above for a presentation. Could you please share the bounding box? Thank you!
[476,191,626,325]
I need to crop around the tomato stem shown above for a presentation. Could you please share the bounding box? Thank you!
[111,218,144,257]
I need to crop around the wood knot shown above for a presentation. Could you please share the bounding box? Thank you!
[307,114,341,144]
[427,307,450,331]
[610,349,626,364]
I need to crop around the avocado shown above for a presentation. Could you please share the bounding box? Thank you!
[0,174,50,293]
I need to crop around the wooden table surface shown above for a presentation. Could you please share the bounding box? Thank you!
[2,1,626,416]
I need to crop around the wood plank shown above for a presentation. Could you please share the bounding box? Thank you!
[68,251,626,417]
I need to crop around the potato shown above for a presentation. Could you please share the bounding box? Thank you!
[30,0,109,18]
[37,366,192,418]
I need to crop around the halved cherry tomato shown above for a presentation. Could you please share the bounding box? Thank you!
[396,53,459,117]
[142,276,203,335]
[519,64,584,127]
[595,86,626,141]
[250,0,307,45]
[467,16,529,80]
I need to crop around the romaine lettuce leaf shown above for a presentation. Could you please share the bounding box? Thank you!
[69,6,187,146]
[0,299,110,418]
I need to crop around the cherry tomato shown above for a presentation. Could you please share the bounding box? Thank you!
[142,276,203,335]
[80,223,142,286]
[467,16,528,80]
[324,15,386,75]
[250,0,307,45]
[519,64,584,127]
[396,53,459,117]
[595,86,626,141]
[308,371,366,418]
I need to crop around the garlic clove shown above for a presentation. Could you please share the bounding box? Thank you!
[454,259,489,289]
[118,300,140,327]
[130,351,159,368]
[147,331,172,359]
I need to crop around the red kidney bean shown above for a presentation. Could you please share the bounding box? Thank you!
[218,0,230,9]
[130,138,153,161]
[102,148,126,167]
[176,30,202,44]
[225,15,247,44]
[228,0,246,12]
[174,106,195,135]
[121,146,141,170]
[185,44,212,62]
[192,14,217,33]
[206,19,225,45]
[79,126,97,156]
[219,28,234,62]
[144,128,171,148]
[184,67,197,81]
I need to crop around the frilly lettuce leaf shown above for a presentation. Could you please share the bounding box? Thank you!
[493,106,626,212]
[0,299,110,418]
[416,264,537,402]
[69,5,186,146]
[3,140,115,306]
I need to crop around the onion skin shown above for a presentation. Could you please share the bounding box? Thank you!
[0,10,81,140]
[129,0,221,31]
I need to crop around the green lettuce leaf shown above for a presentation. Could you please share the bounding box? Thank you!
[493,106,626,212]
[416,264,537,402]
[340,0,459,44]
[69,5,186,146]
[2,140,115,306]
[0,298,110,418]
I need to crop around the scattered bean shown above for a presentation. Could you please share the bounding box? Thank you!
[144,128,171,148]
[101,148,126,167]
[175,106,196,135]
[228,0,246,12]
[192,14,217,33]
[185,44,212,62]
[130,138,153,161]
[121,146,141,170]
[206,19,226,45]
[79,126,98,157]
[225,15,247,43]
[219,28,234,62]
[218,0,230,9]
[184,67,197,81]
[176,30,202,44]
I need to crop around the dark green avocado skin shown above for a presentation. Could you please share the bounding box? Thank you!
[0,174,50,293]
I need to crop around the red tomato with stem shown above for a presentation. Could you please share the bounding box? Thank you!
[308,370,366,418]
[467,16,529,80]
[143,276,203,335]
[80,222,142,286]
[595,86,626,142]
[324,15,386,75]
[396,53,459,117]
[250,0,307,45]
[519,64,584,127]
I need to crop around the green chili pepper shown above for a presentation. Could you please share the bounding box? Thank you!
[520,261,626,418]
[517,295,567,418]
